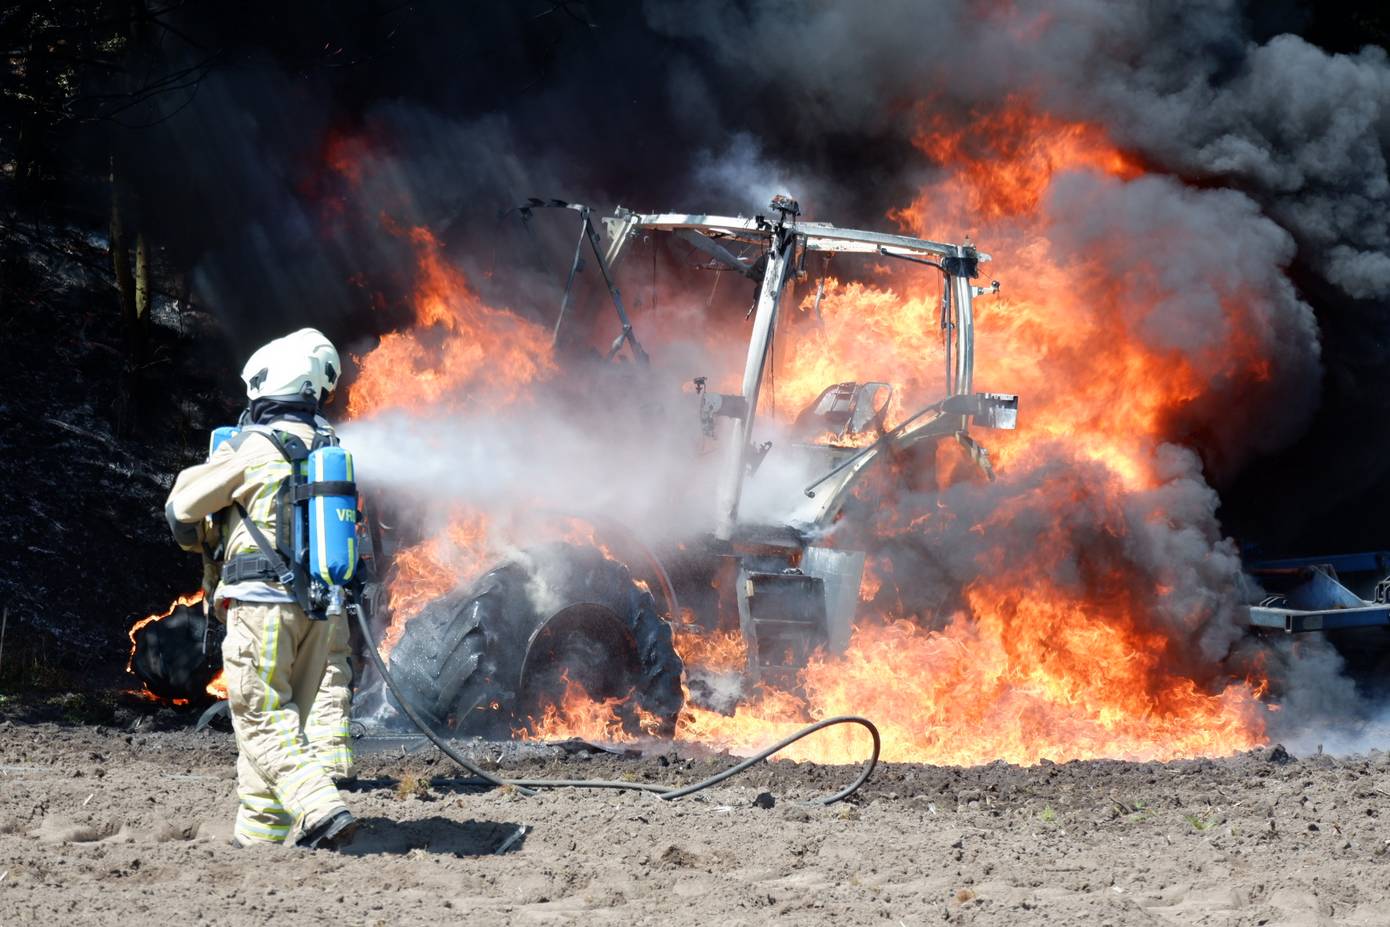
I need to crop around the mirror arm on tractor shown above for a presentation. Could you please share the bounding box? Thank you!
[512,198,649,368]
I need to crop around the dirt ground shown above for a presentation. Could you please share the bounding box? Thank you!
[2,714,1390,927]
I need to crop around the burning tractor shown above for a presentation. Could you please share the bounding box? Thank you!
[370,196,1019,738]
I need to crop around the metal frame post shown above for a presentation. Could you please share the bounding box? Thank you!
[714,230,796,540]
[552,211,590,347]
[515,200,649,366]
[582,218,649,366]
[950,247,975,398]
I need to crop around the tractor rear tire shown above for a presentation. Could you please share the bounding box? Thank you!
[384,543,684,738]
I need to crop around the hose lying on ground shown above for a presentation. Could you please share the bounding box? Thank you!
[352,604,880,804]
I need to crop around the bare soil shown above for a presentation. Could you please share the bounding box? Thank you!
[2,713,1390,926]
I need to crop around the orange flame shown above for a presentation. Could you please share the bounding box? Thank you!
[672,619,748,675]
[516,103,1271,763]
[376,512,493,658]
[908,103,1144,221]
[343,219,570,649]
[205,670,228,700]
[671,607,1263,765]
[346,223,556,419]
[350,101,1275,766]
[520,672,665,743]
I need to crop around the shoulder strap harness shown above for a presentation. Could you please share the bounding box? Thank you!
[221,423,344,614]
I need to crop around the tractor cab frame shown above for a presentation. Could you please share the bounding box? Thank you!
[585,196,1020,685]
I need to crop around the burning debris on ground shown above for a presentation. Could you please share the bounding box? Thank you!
[4,2,1390,923]
[126,590,221,703]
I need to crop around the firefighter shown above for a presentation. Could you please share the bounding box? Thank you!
[165,328,357,849]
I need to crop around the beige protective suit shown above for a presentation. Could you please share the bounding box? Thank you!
[167,419,353,846]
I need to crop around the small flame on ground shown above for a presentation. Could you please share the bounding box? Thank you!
[518,672,665,743]
[125,590,205,705]
[205,670,227,700]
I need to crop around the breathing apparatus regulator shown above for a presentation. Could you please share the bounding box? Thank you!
[214,329,362,619]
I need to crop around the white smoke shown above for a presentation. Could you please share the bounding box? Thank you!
[690,133,834,218]
[339,366,832,553]
[1259,635,1390,757]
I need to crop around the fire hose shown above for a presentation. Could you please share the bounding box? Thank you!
[351,604,881,804]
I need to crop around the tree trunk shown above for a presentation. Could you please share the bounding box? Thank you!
[110,158,137,333]
[135,230,151,339]
[110,156,149,436]
[110,0,156,437]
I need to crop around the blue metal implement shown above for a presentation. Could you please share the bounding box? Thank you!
[1244,552,1390,633]
[1247,604,1390,633]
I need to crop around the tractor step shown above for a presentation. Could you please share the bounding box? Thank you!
[737,570,828,687]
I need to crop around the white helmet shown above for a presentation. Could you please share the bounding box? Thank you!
[241,328,341,403]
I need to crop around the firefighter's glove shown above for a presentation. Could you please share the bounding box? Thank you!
[200,555,221,602]
[165,501,205,552]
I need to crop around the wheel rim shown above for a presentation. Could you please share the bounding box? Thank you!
[518,603,641,719]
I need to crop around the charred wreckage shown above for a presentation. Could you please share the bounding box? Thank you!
[133,196,1020,737]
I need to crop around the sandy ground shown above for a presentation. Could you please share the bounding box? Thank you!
[3,716,1390,926]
